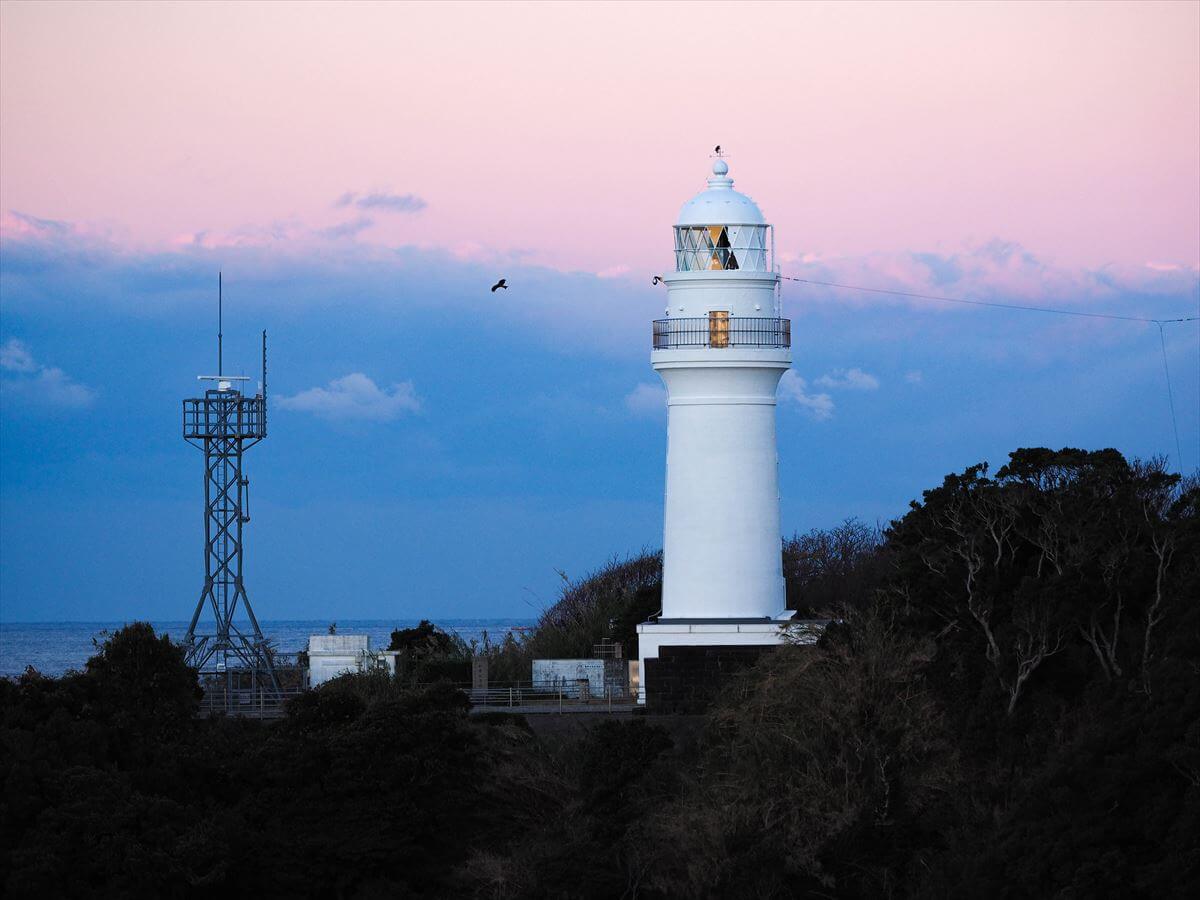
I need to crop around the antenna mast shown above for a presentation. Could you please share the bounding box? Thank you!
[183,275,278,700]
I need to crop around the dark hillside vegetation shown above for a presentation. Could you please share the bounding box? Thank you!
[632,448,1199,898]
[523,551,663,660]
[1,447,1197,898]
[480,551,663,681]
[0,637,504,896]
[782,517,885,616]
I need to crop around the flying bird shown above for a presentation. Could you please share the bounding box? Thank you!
[714,145,721,155]
[652,276,664,285]
[491,279,508,292]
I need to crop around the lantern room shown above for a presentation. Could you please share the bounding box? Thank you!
[673,159,772,272]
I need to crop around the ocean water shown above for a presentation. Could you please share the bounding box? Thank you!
[0,619,535,678]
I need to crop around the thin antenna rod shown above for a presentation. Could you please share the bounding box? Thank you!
[218,272,224,376]
[1157,323,1184,472]
[261,330,267,403]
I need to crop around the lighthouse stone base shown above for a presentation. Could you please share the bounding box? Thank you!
[636,616,821,712]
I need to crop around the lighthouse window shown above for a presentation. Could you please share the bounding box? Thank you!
[708,226,737,270]
[708,310,730,348]
[674,225,769,272]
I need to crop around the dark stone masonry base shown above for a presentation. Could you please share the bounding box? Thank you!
[643,644,775,714]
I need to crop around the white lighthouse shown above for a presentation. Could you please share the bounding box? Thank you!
[637,157,796,707]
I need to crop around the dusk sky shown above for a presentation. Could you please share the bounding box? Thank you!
[2,1,1197,623]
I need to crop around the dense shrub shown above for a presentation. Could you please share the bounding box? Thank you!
[524,551,663,661]
[644,609,960,898]
[0,635,502,897]
[636,448,1200,898]
[782,517,886,616]
[4,448,1196,898]
[475,551,663,682]
[387,619,474,684]
[461,718,678,898]
[389,619,470,656]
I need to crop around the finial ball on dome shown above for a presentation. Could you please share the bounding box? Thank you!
[676,155,764,225]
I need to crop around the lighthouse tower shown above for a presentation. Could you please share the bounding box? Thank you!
[637,157,795,708]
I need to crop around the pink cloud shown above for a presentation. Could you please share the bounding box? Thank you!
[0,2,1193,276]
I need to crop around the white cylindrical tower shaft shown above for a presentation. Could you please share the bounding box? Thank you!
[657,355,788,617]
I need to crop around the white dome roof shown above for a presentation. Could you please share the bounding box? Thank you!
[676,159,766,226]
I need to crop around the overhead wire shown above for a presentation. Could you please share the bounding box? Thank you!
[1157,323,1185,472]
[779,273,1199,471]
[779,275,1198,326]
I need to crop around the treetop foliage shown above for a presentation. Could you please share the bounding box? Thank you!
[388,619,470,657]
[888,447,1196,711]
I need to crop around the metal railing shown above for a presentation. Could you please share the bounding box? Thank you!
[466,682,641,714]
[183,391,266,441]
[591,640,624,659]
[197,681,642,719]
[652,317,791,350]
[199,687,306,718]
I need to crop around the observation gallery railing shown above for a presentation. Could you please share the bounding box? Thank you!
[652,316,791,350]
[183,392,266,440]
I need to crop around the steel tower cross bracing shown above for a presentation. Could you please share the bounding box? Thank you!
[182,317,279,693]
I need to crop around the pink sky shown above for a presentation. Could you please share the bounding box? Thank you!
[2,1,1197,275]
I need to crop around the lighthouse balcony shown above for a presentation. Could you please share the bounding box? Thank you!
[652,316,791,350]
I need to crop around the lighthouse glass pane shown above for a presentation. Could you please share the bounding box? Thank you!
[707,226,734,270]
[674,225,770,271]
[736,225,767,271]
[674,226,710,271]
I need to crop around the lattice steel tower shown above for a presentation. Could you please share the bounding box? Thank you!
[182,275,279,692]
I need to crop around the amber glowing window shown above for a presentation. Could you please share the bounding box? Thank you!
[708,310,730,348]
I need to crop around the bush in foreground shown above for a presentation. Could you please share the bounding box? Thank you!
[3,447,1196,898]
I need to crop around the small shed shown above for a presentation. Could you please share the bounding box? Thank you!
[531,658,628,699]
[307,634,372,686]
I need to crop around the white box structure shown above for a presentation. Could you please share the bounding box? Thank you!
[307,634,374,686]
[637,157,800,704]
[532,658,627,699]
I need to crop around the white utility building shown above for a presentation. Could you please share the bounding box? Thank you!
[637,157,800,707]
[307,634,386,686]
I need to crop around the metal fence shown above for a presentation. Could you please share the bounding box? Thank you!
[653,317,791,350]
[197,682,642,719]
[591,640,624,659]
[466,682,641,713]
[199,687,306,718]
